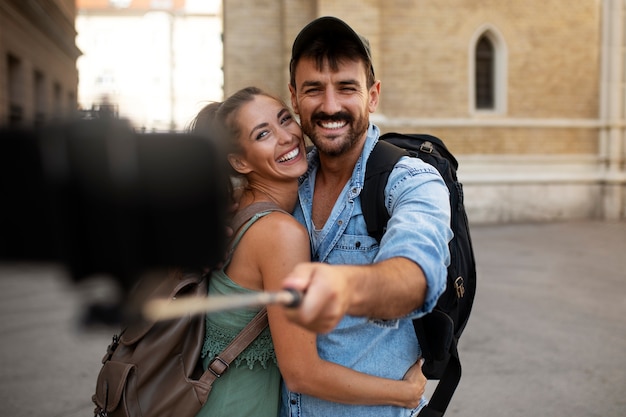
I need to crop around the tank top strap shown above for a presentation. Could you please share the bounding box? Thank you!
[224,202,290,266]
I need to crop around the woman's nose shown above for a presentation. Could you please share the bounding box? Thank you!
[277,127,293,144]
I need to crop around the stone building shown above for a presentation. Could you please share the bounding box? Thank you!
[2,0,622,224]
[222,0,625,224]
[0,0,81,127]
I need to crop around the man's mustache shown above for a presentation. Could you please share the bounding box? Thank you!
[311,112,354,124]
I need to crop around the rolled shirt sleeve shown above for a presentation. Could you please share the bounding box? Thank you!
[373,155,453,318]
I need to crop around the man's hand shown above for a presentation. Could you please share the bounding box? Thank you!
[282,258,427,332]
[281,262,353,333]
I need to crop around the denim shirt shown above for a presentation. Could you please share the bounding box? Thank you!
[280,124,452,417]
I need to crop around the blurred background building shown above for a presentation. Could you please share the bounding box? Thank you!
[0,0,624,224]
[75,0,222,132]
[0,0,81,127]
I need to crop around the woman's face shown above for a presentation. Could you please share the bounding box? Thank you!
[231,95,307,181]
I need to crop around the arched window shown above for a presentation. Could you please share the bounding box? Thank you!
[475,35,494,109]
[469,25,507,114]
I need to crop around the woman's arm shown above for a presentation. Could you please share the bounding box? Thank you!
[269,307,425,408]
[254,214,426,408]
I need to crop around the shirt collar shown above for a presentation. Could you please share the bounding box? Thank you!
[353,123,380,189]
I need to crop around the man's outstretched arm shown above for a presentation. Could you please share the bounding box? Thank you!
[282,257,426,333]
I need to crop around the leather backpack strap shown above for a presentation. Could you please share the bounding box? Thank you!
[200,202,282,382]
[203,308,269,382]
[230,201,288,232]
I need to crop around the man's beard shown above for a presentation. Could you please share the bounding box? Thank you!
[302,110,369,157]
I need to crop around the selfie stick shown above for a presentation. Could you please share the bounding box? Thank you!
[143,288,302,321]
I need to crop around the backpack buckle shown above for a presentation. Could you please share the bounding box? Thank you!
[208,356,230,377]
[454,276,465,298]
[419,141,434,154]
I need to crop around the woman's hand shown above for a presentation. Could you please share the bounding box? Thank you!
[401,359,427,409]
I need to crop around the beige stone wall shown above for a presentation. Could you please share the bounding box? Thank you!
[222,0,285,97]
[223,0,602,155]
[380,126,599,156]
[222,0,624,222]
[378,1,600,119]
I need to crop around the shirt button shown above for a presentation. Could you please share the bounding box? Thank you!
[337,220,343,225]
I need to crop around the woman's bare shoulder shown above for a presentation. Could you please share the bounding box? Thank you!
[253,210,308,241]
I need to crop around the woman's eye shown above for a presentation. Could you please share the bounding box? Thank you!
[255,130,269,140]
[281,114,293,124]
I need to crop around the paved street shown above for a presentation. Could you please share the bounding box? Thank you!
[1,220,625,417]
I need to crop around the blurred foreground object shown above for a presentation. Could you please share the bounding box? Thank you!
[0,120,229,322]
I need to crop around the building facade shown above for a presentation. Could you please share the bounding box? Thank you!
[76,0,223,132]
[3,1,621,224]
[222,0,625,224]
[0,0,81,127]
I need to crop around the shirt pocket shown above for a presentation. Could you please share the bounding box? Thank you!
[328,233,380,265]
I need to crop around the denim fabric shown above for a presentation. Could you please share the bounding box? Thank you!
[281,124,452,417]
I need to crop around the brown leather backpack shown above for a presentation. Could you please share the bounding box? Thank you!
[92,270,268,417]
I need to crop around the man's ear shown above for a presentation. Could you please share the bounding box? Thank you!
[289,83,300,115]
[228,153,252,175]
[368,80,381,114]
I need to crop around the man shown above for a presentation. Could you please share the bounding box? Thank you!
[280,16,453,417]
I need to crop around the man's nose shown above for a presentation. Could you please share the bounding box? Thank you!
[320,90,341,114]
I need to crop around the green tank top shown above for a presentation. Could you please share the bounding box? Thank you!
[196,204,286,417]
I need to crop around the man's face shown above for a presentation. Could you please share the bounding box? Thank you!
[289,56,380,157]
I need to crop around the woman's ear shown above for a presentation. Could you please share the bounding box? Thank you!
[228,153,252,175]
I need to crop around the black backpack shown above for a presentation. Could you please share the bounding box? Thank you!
[361,132,477,417]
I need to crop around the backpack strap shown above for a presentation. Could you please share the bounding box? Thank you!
[414,315,461,417]
[362,140,409,241]
[200,201,287,384]
[363,136,464,417]
[418,354,461,417]
[203,308,269,381]
[224,201,289,267]
[417,345,461,417]
[231,201,288,232]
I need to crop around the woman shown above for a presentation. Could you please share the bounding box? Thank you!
[190,87,426,417]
